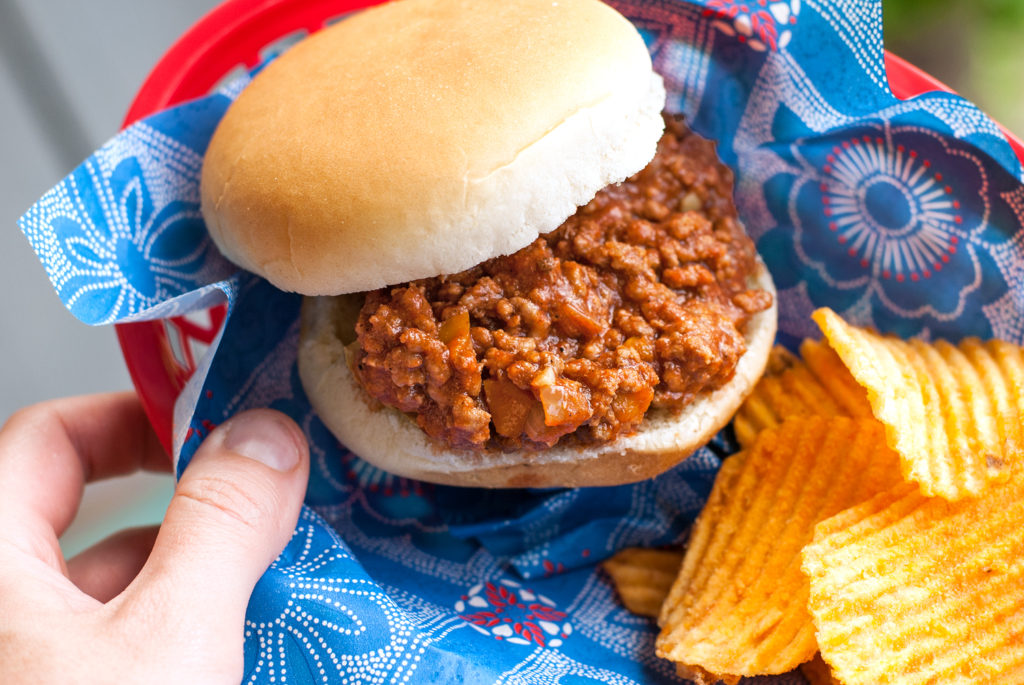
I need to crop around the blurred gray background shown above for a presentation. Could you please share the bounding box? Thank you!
[0,0,1021,555]
[0,0,219,554]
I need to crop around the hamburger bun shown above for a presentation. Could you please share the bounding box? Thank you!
[200,0,667,295]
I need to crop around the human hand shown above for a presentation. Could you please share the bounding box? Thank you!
[0,392,309,684]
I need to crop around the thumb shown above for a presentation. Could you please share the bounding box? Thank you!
[125,409,308,637]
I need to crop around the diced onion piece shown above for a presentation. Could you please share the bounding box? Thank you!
[531,366,557,389]
[538,378,592,427]
[484,379,536,438]
[556,302,605,338]
[613,387,654,423]
[681,191,702,212]
[439,311,470,344]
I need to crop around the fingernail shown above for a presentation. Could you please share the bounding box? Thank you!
[220,411,302,472]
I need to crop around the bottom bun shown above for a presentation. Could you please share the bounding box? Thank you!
[297,261,777,488]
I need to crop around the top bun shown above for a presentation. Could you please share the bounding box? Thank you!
[201,0,666,295]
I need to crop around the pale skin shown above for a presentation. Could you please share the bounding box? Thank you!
[0,392,310,684]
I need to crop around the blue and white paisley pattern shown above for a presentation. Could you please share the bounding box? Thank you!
[19,101,237,325]
[20,0,1024,682]
[244,508,430,684]
[802,0,884,87]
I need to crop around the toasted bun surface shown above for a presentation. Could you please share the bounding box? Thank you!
[297,262,777,488]
[201,0,666,295]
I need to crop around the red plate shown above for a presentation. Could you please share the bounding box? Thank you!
[115,0,1024,456]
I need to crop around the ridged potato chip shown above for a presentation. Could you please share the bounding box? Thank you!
[733,341,870,448]
[656,417,900,683]
[813,307,1024,500]
[602,547,684,618]
[803,472,1024,685]
[799,338,873,419]
[602,548,842,683]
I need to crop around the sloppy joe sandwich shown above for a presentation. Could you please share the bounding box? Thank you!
[200,0,777,488]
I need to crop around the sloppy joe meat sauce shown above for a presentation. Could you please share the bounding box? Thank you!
[354,118,772,451]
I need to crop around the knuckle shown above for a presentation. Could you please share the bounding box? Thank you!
[3,402,59,436]
[174,473,278,534]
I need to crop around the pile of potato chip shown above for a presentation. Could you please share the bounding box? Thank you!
[603,308,1024,684]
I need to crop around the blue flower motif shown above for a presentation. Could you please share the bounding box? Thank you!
[756,122,1008,338]
[20,121,234,325]
[61,157,209,321]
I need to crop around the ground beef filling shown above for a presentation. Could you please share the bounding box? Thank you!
[354,118,772,451]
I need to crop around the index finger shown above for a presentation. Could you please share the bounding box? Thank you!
[0,392,170,556]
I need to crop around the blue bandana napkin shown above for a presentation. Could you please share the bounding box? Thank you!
[19,0,1024,682]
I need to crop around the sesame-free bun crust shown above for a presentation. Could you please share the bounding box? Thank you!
[201,0,666,295]
[297,262,777,488]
